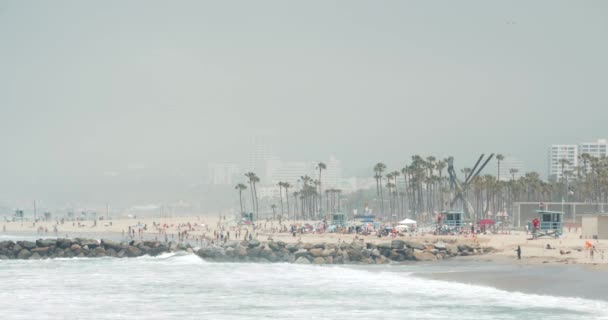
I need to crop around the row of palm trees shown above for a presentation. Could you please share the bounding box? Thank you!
[234,162,337,220]
[235,154,608,223]
[363,153,608,223]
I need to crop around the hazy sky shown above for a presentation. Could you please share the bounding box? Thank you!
[1,1,607,208]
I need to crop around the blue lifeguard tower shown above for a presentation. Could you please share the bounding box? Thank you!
[533,210,563,239]
[443,211,464,228]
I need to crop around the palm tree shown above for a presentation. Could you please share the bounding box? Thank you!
[496,154,505,181]
[270,204,277,219]
[509,168,519,181]
[277,182,285,217]
[373,163,386,217]
[292,191,300,221]
[245,172,260,219]
[235,183,247,213]
[317,162,326,215]
[283,182,291,219]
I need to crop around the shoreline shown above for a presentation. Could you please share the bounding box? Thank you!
[410,257,608,301]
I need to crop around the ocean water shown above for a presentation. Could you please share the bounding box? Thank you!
[1,252,607,320]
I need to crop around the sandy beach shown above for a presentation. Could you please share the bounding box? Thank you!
[3,215,606,268]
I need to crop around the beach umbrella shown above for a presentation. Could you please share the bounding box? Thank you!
[478,219,495,225]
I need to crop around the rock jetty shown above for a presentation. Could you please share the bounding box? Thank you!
[196,239,495,264]
[0,238,494,264]
[0,238,192,260]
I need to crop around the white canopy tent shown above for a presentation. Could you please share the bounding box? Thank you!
[398,219,417,225]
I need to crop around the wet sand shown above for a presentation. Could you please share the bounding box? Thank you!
[412,257,608,301]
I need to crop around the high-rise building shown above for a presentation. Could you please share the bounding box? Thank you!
[580,139,608,158]
[548,145,578,181]
[208,163,241,185]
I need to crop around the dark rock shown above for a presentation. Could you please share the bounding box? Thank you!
[248,239,261,248]
[391,240,406,249]
[458,244,473,252]
[57,239,73,249]
[286,244,299,252]
[102,240,123,251]
[36,239,57,248]
[126,246,142,257]
[377,243,392,250]
[17,249,31,259]
[0,255,9,260]
[20,241,37,250]
[405,241,426,251]
[31,247,50,254]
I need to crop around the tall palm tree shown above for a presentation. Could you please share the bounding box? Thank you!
[317,162,326,215]
[270,204,277,219]
[373,163,386,217]
[496,154,505,181]
[235,183,247,213]
[245,172,260,219]
[283,182,291,219]
[277,182,285,217]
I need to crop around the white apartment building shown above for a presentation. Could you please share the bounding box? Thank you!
[548,145,578,181]
[580,139,608,158]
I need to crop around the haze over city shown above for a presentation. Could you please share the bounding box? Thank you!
[1,1,606,210]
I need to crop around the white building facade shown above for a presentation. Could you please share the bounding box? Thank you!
[548,145,578,181]
[580,139,608,158]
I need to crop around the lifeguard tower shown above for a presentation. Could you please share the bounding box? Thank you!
[331,213,346,227]
[443,211,464,228]
[532,210,563,239]
[240,212,254,225]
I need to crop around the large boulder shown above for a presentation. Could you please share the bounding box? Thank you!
[312,257,326,264]
[371,249,381,257]
[377,243,392,250]
[405,241,426,251]
[286,244,299,253]
[347,248,363,262]
[0,241,14,249]
[17,249,31,259]
[102,240,123,251]
[413,251,436,261]
[309,248,324,257]
[322,249,335,257]
[294,249,310,259]
[126,246,142,257]
[31,247,50,254]
[434,241,447,251]
[57,239,73,249]
[294,256,310,264]
[267,242,280,251]
[20,241,37,250]
[29,252,42,260]
[458,244,473,252]
[36,239,57,248]
[248,239,261,248]
[391,240,406,249]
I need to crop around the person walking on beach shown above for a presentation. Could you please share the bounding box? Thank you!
[516,245,521,260]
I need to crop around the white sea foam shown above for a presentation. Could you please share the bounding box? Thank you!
[0,257,606,320]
